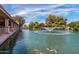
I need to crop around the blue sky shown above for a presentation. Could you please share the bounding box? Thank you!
[2,4,79,25]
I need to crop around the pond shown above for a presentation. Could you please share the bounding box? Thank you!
[12,30,79,54]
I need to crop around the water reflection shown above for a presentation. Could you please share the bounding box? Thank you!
[12,31,29,54]
[12,30,79,54]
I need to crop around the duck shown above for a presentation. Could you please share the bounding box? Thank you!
[33,49,39,51]
[46,48,57,53]
[46,48,50,50]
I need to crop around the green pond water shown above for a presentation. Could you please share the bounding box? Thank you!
[13,30,79,54]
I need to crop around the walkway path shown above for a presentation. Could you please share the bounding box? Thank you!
[0,30,17,46]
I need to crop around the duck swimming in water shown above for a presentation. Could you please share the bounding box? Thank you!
[33,49,39,51]
[33,49,45,54]
[46,48,57,53]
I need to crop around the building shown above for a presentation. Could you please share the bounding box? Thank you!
[0,5,19,35]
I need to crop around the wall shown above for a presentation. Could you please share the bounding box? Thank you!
[0,30,20,54]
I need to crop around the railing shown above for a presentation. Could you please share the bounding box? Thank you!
[0,27,18,36]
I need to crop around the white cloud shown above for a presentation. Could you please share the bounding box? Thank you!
[49,4,64,8]
[9,4,79,23]
[12,11,28,16]
[11,4,79,16]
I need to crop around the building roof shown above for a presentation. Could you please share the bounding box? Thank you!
[0,5,18,25]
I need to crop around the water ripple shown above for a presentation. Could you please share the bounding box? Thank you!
[34,30,72,35]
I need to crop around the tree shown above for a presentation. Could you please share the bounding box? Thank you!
[12,16,25,27]
[29,22,35,30]
[39,23,45,27]
[29,22,40,30]
[28,15,67,30]
[68,21,79,31]
[45,15,67,28]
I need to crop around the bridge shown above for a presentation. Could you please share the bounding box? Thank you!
[0,5,20,53]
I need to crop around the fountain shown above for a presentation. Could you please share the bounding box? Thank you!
[41,27,64,32]
[44,27,54,32]
[34,27,71,35]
